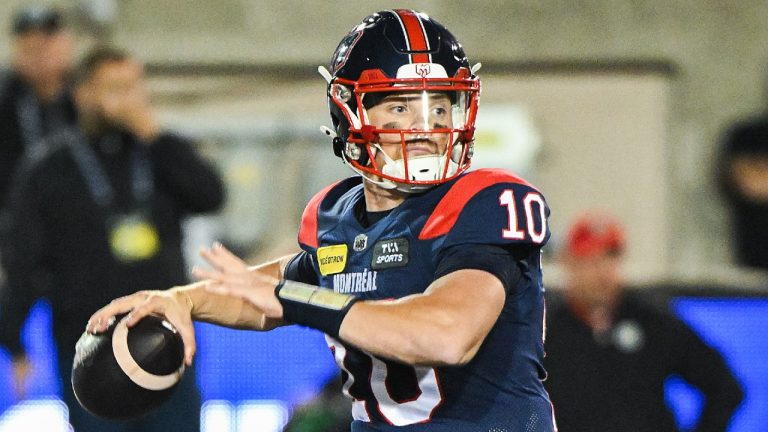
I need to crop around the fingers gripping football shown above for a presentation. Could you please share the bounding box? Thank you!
[86,291,149,333]
[86,290,197,366]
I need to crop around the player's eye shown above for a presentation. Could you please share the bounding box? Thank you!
[432,106,447,116]
[390,104,408,114]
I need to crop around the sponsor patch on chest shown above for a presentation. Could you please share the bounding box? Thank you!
[317,244,348,275]
[370,237,410,270]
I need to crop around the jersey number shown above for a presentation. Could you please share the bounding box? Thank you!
[499,189,546,243]
[327,337,442,426]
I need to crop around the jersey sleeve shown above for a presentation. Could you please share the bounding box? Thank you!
[283,251,320,285]
[434,244,523,294]
[421,169,550,250]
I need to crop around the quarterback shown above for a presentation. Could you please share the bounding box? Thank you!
[88,9,557,431]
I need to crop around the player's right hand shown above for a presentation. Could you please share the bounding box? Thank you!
[85,289,197,366]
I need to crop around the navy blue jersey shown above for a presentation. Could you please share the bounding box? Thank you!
[297,169,556,431]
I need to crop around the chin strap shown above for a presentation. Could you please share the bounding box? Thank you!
[377,145,458,193]
[319,126,457,193]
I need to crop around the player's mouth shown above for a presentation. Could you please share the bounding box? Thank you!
[404,137,439,157]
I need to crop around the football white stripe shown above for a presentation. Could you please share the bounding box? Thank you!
[111,318,185,391]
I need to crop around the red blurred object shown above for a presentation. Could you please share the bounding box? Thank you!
[564,212,625,258]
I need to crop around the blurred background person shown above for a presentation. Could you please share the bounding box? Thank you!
[0,5,77,207]
[0,45,225,431]
[0,3,78,408]
[544,211,743,432]
[283,373,351,432]
[717,112,768,271]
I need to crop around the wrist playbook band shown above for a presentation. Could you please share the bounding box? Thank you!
[275,279,360,338]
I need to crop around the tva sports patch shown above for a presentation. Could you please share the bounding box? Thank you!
[317,244,348,275]
[371,237,409,270]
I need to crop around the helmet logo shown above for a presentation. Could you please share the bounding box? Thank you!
[331,30,363,74]
[415,63,431,77]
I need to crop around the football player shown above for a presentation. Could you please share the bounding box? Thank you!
[88,9,557,431]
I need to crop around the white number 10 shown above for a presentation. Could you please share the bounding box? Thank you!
[499,189,546,243]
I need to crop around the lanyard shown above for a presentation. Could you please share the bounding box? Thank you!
[16,88,68,155]
[65,130,154,210]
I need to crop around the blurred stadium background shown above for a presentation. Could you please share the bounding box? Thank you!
[0,0,767,430]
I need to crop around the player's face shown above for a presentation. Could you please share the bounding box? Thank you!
[366,91,453,162]
[564,251,623,306]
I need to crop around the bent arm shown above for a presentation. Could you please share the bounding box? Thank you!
[149,134,226,213]
[338,269,506,366]
[669,319,744,432]
[176,253,297,330]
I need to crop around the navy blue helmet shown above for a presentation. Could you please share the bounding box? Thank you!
[323,10,480,192]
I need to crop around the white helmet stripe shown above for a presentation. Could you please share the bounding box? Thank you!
[388,10,432,64]
[388,10,411,53]
[413,12,433,63]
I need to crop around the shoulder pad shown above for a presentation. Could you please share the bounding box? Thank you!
[298,177,361,249]
[419,169,550,247]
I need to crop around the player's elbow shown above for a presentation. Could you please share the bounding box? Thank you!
[440,336,481,365]
[417,322,483,366]
[409,307,488,365]
[421,336,479,366]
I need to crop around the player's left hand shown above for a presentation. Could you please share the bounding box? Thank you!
[192,242,284,319]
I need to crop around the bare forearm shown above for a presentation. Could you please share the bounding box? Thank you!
[171,282,264,329]
[172,255,295,330]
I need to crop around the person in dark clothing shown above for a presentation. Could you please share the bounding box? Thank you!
[0,46,225,431]
[544,211,744,432]
[0,5,77,208]
[0,3,79,406]
[284,373,352,432]
[717,115,768,270]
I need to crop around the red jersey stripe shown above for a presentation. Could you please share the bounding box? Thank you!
[419,169,536,240]
[298,181,341,248]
